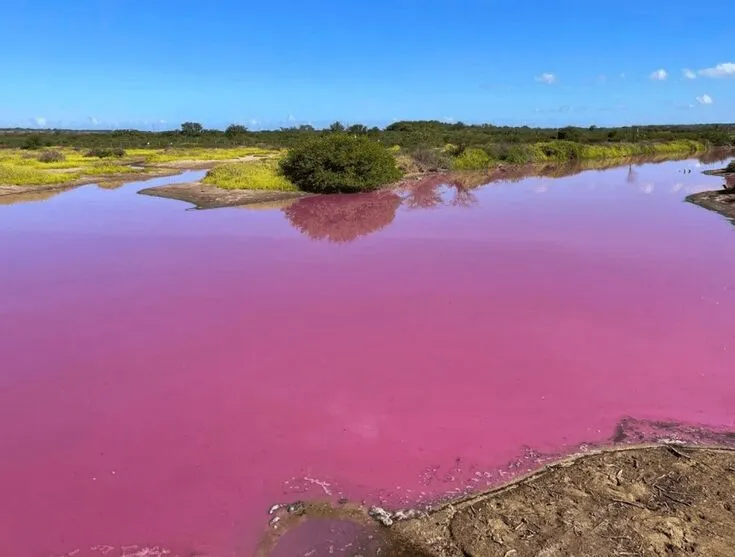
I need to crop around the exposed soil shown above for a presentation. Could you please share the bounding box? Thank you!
[137,181,311,209]
[259,444,735,557]
[688,170,735,224]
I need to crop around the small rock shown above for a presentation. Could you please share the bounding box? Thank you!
[268,504,282,515]
[392,509,425,521]
[368,506,394,527]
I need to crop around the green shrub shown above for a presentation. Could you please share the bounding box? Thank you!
[503,145,538,164]
[536,140,583,162]
[37,150,66,163]
[451,148,491,171]
[279,135,403,193]
[21,135,43,150]
[224,124,248,138]
[85,147,126,158]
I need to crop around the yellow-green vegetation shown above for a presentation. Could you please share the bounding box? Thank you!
[0,146,283,187]
[432,139,707,171]
[202,160,298,191]
[129,147,279,164]
[0,147,149,186]
[451,148,492,170]
[0,164,81,186]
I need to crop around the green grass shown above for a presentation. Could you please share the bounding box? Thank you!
[202,160,298,191]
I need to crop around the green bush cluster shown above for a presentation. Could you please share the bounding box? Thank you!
[2,120,732,152]
[403,139,709,172]
[279,135,403,193]
[84,147,126,158]
[21,135,44,150]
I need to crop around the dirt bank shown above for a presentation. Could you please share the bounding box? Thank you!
[688,169,735,223]
[137,181,311,209]
[259,444,735,557]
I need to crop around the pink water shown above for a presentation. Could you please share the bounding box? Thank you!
[1,160,734,557]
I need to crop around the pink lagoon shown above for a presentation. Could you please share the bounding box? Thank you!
[1,159,734,557]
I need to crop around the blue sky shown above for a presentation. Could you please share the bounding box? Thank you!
[1,0,733,130]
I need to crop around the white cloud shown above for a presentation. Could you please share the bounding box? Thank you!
[287,114,297,122]
[535,73,557,85]
[682,69,696,79]
[696,94,713,105]
[88,116,99,125]
[650,69,668,81]
[619,73,626,79]
[699,62,735,78]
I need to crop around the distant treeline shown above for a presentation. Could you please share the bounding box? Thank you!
[1,120,734,151]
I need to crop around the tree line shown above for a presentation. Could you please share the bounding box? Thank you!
[1,120,733,151]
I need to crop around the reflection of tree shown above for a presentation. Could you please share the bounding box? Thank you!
[403,174,447,209]
[403,174,479,209]
[626,164,637,184]
[698,150,732,165]
[451,186,478,207]
[283,191,401,243]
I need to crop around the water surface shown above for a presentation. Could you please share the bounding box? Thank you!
[1,160,734,557]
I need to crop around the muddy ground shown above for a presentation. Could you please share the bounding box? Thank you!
[688,171,735,224]
[259,444,735,557]
[137,181,311,209]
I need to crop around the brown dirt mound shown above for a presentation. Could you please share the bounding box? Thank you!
[260,445,735,557]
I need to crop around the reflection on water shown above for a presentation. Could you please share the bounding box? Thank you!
[627,164,637,184]
[401,174,479,210]
[277,155,733,243]
[697,148,734,165]
[0,187,70,206]
[283,192,402,243]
